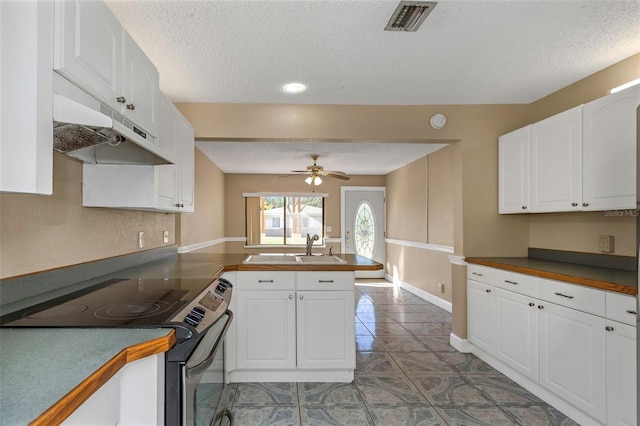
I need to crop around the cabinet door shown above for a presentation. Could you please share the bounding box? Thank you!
[605,320,637,426]
[236,291,296,370]
[1,0,53,194]
[467,280,494,354]
[54,0,123,111]
[530,106,582,212]
[582,84,639,211]
[538,302,606,423]
[158,92,179,162]
[122,33,160,137]
[494,289,539,381]
[297,291,355,370]
[177,118,195,212]
[498,126,530,213]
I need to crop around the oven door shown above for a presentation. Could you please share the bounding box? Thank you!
[183,310,234,426]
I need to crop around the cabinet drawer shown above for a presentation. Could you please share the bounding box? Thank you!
[467,265,494,285]
[494,269,538,298]
[606,292,637,326]
[236,271,295,291]
[296,272,355,291]
[538,278,605,316]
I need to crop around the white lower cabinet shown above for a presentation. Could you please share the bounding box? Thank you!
[236,290,296,370]
[467,279,495,354]
[467,265,636,426]
[494,288,539,382]
[538,301,606,423]
[605,320,637,426]
[230,271,355,382]
[62,354,164,426]
[297,290,355,370]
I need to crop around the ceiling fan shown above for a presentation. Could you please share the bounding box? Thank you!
[284,155,351,185]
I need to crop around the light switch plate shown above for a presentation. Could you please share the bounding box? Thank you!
[138,231,144,249]
[598,235,613,253]
[163,230,169,244]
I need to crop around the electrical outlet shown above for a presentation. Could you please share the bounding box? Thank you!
[138,231,144,249]
[438,283,445,293]
[163,230,169,244]
[598,235,614,253]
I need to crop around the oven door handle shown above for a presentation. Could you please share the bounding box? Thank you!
[185,310,234,380]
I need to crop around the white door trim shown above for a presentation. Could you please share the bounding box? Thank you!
[341,186,386,277]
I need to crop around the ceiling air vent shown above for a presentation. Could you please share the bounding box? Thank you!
[384,1,436,32]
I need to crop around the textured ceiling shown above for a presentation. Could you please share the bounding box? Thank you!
[105,0,640,175]
[195,141,448,175]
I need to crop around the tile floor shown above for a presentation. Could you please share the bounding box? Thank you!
[226,280,579,425]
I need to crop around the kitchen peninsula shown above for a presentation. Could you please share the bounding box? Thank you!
[0,251,382,425]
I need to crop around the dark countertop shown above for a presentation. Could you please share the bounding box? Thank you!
[466,256,637,296]
[118,252,383,279]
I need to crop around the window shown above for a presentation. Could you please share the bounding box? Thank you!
[245,195,325,246]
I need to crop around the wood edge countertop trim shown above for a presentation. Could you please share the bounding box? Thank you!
[466,258,637,296]
[30,330,176,426]
[222,263,383,272]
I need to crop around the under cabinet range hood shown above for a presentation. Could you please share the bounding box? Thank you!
[52,74,173,165]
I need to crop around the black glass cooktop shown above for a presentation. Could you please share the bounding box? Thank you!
[0,277,216,327]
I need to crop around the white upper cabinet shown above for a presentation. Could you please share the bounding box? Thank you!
[54,0,122,111]
[500,84,639,214]
[0,0,54,194]
[530,106,583,213]
[498,126,530,213]
[54,0,159,138]
[582,84,639,211]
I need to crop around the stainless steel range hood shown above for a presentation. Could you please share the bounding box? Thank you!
[52,73,172,165]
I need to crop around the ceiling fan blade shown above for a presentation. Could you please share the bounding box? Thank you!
[290,170,310,174]
[325,172,351,180]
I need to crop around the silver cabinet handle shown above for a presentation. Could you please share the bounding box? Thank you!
[582,202,589,207]
[521,206,527,210]
[571,203,578,207]
[472,272,483,277]
[289,294,293,300]
[318,280,334,283]
[299,295,304,300]
[258,280,274,283]
[126,104,136,110]
[504,280,518,285]
[528,302,535,307]
[605,326,614,332]
[116,96,126,103]
[538,305,544,309]
[626,310,637,315]
[485,289,491,293]
[554,292,574,299]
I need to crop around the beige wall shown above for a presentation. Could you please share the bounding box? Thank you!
[0,153,176,279]
[178,148,226,253]
[222,173,385,253]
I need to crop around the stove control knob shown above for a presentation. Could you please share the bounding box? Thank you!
[184,313,200,327]
[218,278,233,288]
[216,283,227,292]
[192,307,206,318]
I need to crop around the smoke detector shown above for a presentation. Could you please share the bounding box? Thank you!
[384,1,437,32]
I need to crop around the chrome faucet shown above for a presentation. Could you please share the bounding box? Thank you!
[306,233,319,255]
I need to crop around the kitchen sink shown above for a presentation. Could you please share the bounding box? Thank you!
[243,254,299,264]
[242,254,347,265]
[295,255,347,264]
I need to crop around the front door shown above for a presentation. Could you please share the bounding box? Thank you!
[342,187,385,278]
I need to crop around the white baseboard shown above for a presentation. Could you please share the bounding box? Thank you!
[449,333,473,353]
[228,369,353,383]
[386,274,452,313]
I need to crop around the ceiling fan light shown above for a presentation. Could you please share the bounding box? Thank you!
[305,176,313,185]
[313,176,322,185]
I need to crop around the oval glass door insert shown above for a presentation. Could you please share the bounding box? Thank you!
[354,201,375,259]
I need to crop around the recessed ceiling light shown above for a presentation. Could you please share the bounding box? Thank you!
[282,82,307,94]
